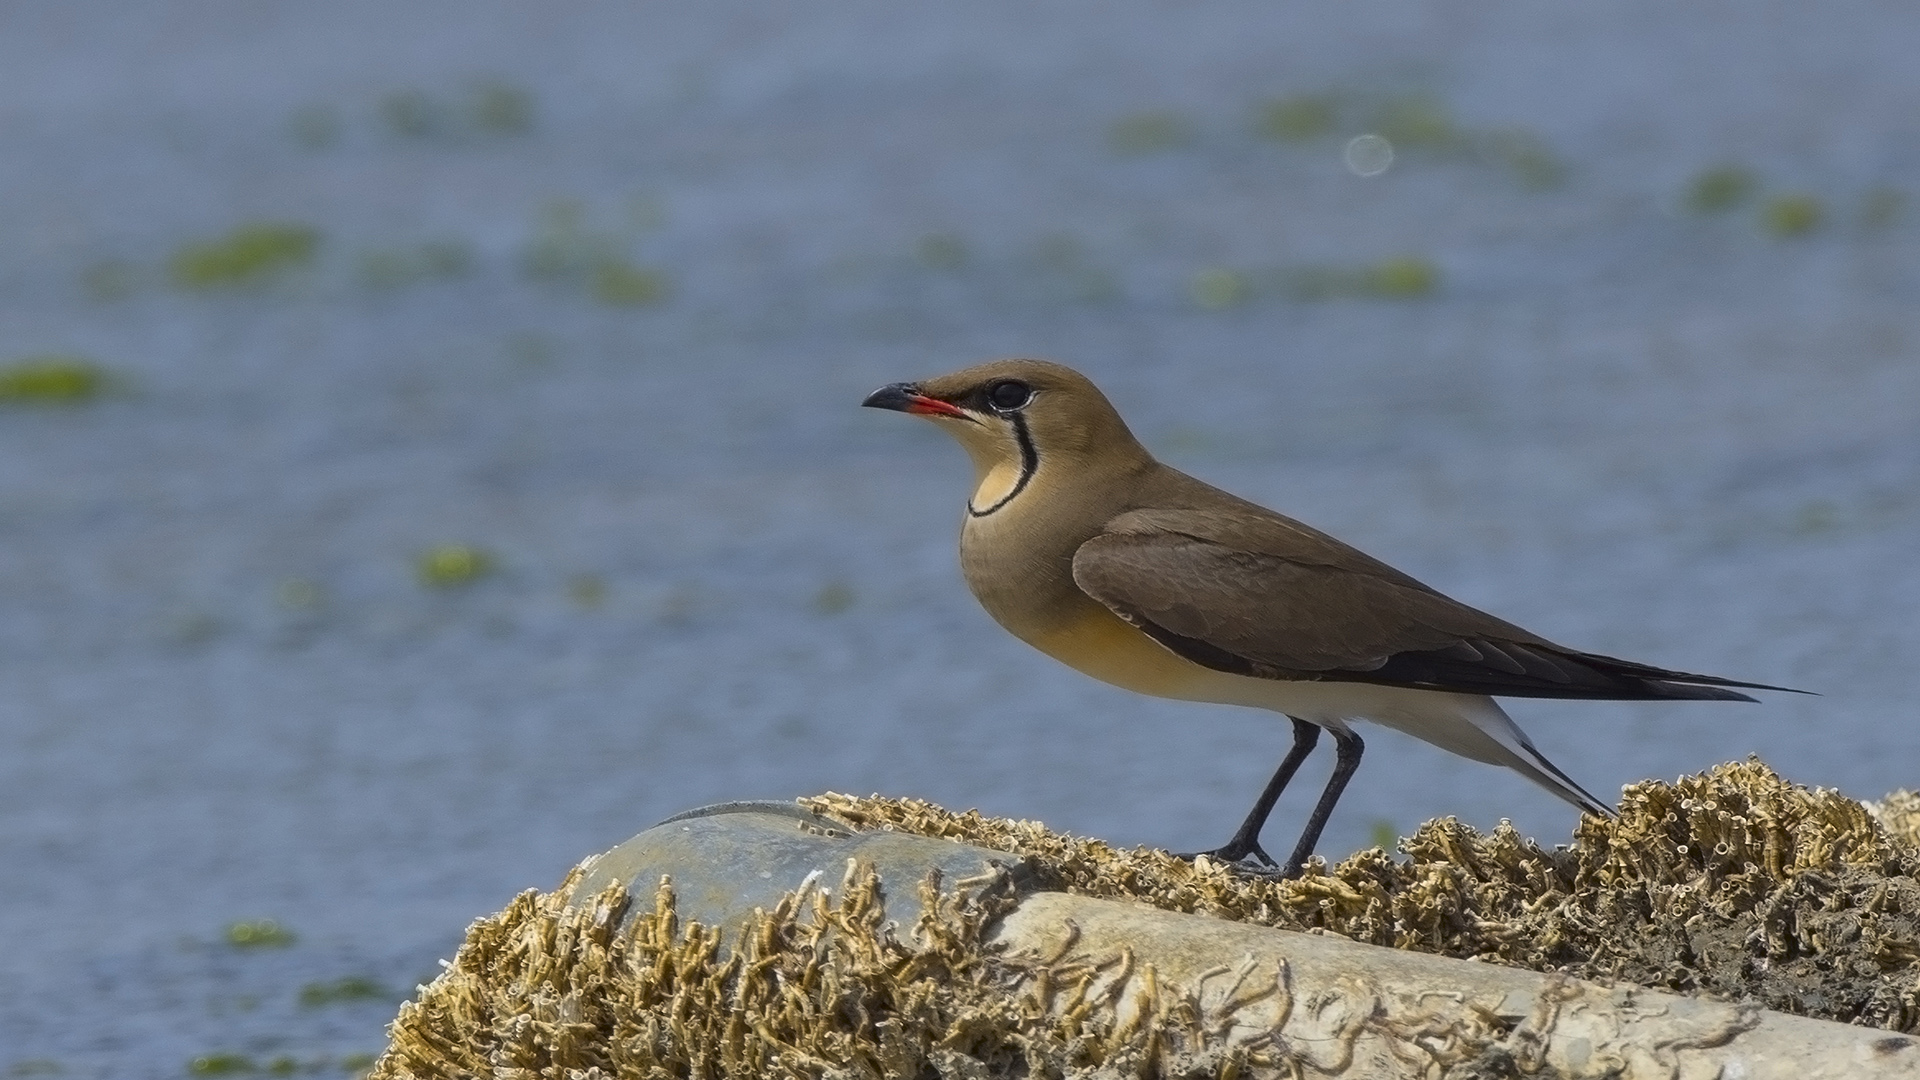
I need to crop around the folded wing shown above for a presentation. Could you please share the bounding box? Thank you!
[1072,509,1793,701]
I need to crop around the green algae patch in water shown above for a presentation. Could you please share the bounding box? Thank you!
[1296,256,1437,299]
[1481,128,1569,190]
[1763,193,1824,237]
[1687,165,1759,214]
[1365,255,1440,298]
[287,103,341,150]
[1273,256,1442,303]
[810,581,855,615]
[589,261,671,307]
[81,259,138,301]
[1189,267,1249,311]
[170,224,320,290]
[188,1053,336,1076]
[225,919,297,948]
[1025,233,1120,305]
[300,977,392,1008]
[188,1053,256,1075]
[520,200,671,307]
[356,241,472,291]
[1369,95,1464,151]
[275,579,325,610]
[1862,187,1906,229]
[1251,89,1565,189]
[1191,257,1438,310]
[1369,818,1400,852]
[470,81,535,135]
[1253,94,1338,142]
[913,232,969,270]
[379,89,444,140]
[416,545,494,589]
[521,200,616,281]
[0,357,107,405]
[565,574,607,609]
[370,80,534,141]
[1106,110,1195,155]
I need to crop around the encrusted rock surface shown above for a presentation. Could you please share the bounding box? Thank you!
[374,760,1920,1078]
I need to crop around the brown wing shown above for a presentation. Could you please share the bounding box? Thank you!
[1071,509,1779,701]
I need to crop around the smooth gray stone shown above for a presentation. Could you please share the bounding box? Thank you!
[568,800,1035,937]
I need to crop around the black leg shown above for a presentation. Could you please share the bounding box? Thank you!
[1181,717,1319,867]
[1280,728,1364,878]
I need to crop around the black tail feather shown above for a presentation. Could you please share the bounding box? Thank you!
[1576,650,1810,699]
[1324,638,1810,701]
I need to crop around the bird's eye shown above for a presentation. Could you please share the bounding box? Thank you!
[986,380,1033,412]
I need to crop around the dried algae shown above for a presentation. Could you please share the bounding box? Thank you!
[376,760,1920,1077]
[375,862,1138,1078]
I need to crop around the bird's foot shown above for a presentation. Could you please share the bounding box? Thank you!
[1177,842,1278,871]
[1173,844,1313,879]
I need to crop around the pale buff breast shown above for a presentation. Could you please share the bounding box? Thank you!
[959,476,1218,700]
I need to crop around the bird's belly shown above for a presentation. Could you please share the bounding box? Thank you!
[1006,595,1526,769]
[1024,605,1226,699]
[1024,607,1482,721]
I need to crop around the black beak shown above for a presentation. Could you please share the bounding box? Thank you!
[861,383,918,411]
[860,383,972,420]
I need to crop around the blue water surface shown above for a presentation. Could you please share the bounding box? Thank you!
[1,2,1916,1074]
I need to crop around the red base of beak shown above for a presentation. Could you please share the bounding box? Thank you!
[904,394,967,419]
[863,382,970,419]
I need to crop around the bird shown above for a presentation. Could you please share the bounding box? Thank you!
[862,358,1801,877]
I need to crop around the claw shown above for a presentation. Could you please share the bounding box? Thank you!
[1178,843,1277,869]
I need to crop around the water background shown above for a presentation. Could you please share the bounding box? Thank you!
[2,2,1917,1073]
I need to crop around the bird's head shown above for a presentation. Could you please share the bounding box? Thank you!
[862,360,1146,509]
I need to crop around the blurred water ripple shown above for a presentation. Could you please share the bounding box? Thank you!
[0,1,1916,1073]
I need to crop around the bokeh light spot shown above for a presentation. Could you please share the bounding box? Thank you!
[1343,134,1394,177]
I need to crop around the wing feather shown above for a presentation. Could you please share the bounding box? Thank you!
[1072,509,1788,701]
